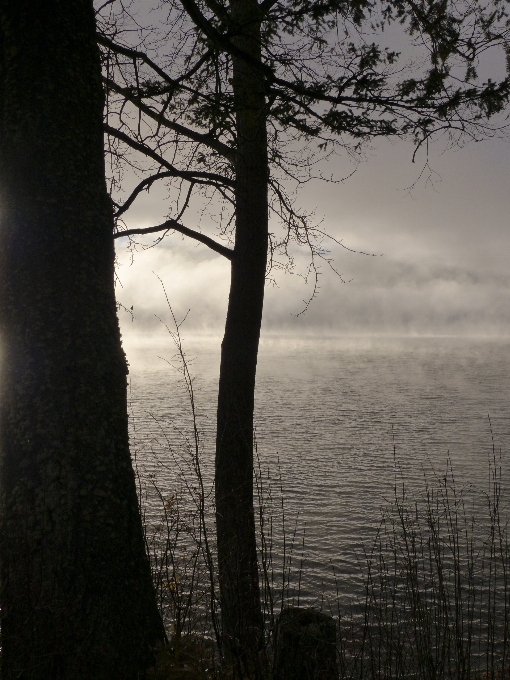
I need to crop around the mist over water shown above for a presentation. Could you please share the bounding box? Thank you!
[127,335,510,608]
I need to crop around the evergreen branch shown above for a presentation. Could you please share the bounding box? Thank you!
[176,1,508,125]
[269,75,510,125]
[202,0,230,22]
[259,0,280,15]
[179,0,273,76]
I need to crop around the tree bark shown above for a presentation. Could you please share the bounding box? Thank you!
[215,0,268,672]
[0,2,165,678]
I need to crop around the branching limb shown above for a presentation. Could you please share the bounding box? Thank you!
[178,0,273,76]
[114,218,234,260]
[104,77,234,160]
[259,0,280,15]
[114,169,234,220]
[98,33,212,89]
[104,124,235,190]
[115,172,181,218]
[202,0,230,23]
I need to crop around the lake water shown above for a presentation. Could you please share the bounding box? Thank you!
[127,335,510,608]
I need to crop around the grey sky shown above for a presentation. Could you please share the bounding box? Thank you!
[116,131,510,344]
[100,0,510,347]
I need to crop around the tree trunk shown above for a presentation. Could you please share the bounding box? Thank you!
[215,0,268,673]
[0,2,165,678]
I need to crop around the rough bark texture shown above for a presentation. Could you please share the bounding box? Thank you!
[0,2,165,678]
[215,0,268,672]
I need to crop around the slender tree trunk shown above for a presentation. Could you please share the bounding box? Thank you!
[215,0,268,672]
[0,2,165,678]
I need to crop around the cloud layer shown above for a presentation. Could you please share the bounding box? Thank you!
[116,135,510,345]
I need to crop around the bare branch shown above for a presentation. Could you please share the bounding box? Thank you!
[114,218,234,260]
[98,32,215,91]
[98,33,180,88]
[115,172,177,218]
[104,77,234,160]
[95,0,116,15]
[104,124,235,190]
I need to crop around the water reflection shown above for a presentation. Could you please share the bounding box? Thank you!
[127,335,510,606]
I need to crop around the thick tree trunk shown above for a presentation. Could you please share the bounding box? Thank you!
[215,0,268,672]
[0,2,165,678]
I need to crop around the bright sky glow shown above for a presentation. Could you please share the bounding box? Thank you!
[116,132,510,345]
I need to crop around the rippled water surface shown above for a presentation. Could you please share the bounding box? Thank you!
[127,335,510,605]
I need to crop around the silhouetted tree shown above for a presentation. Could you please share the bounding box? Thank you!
[98,0,509,671]
[0,2,165,678]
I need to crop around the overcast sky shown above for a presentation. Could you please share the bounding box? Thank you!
[115,130,510,345]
